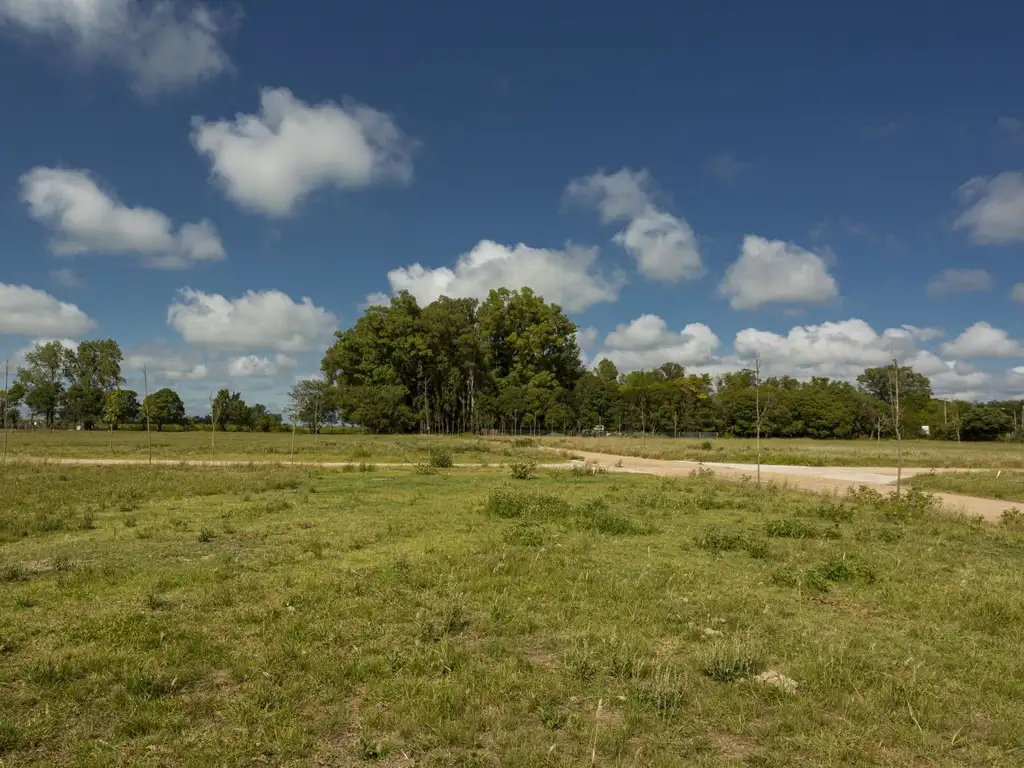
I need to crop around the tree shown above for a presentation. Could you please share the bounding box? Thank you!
[141,388,186,431]
[211,389,249,430]
[340,384,414,434]
[752,357,776,487]
[103,389,139,429]
[289,379,338,433]
[857,364,932,434]
[247,403,282,432]
[16,341,69,428]
[885,355,905,495]
[62,339,124,429]
[960,404,1013,441]
[1,378,25,430]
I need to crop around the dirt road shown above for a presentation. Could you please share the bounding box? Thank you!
[563,449,1018,523]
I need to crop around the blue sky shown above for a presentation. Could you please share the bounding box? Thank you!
[1,0,1022,413]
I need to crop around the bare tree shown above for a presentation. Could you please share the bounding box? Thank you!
[886,353,904,495]
[947,400,963,443]
[141,365,152,466]
[209,393,218,452]
[2,360,9,464]
[753,357,776,487]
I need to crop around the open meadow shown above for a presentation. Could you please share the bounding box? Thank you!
[536,435,1024,470]
[1,460,1022,766]
[0,430,548,466]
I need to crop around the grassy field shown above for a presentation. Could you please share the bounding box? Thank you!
[537,435,1024,469]
[0,430,548,465]
[912,471,1024,504]
[2,462,1022,766]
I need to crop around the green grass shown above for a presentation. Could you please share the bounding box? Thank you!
[536,435,1024,468]
[911,471,1024,504]
[1,464,1022,765]
[0,430,547,465]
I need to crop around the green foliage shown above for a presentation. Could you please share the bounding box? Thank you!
[428,448,454,468]
[141,389,186,431]
[509,459,537,479]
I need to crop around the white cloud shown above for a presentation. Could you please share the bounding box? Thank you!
[227,353,297,377]
[706,151,751,182]
[733,319,932,370]
[50,268,84,289]
[595,315,719,370]
[719,235,839,310]
[191,87,414,217]
[940,322,1023,359]
[565,168,704,281]
[954,172,1024,244]
[382,239,624,313]
[0,283,95,336]
[1011,283,1024,303]
[0,0,232,94]
[925,268,993,296]
[168,288,338,352]
[21,167,225,269]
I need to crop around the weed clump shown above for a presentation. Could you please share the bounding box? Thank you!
[699,641,765,683]
[809,553,878,585]
[428,448,454,468]
[695,526,747,552]
[484,487,572,519]
[503,522,547,547]
[413,462,438,475]
[815,500,855,523]
[509,460,537,480]
[1000,507,1024,529]
[569,462,606,477]
[766,518,841,540]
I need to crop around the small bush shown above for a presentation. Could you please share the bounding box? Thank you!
[358,462,377,473]
[509,460,537,480]
[580,511,648,536]
[809,554,878,586]
[700,440,713,451]
[413,462,438,475]
[695,526,746,552]
[197,529,216,543]
[689,467,715,480]
[742,538,771,559]
[1,564,28,583]
[485,487,572,519]
[765,519,816,539]
[1000,507,1024,529]
[815,501,854,523]
[513,438,536,448]
[428,448,454,468]
[570,462,606,477]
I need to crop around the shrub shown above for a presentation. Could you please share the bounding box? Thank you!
[413,462,438,475]
[765,519,816,539]
[695,526,746,552]
[700,441,713,451]
[808,553,878,586]
[198,529,216,543]
[428,448,454,468]
[570,462,606,477]
[509,460,537,480]
[579,510,648,536]
[484,487,572,519]
[815,501,855,523]
[1000,507,1024,529]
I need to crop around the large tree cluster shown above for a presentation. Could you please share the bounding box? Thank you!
[317,289,1024,440]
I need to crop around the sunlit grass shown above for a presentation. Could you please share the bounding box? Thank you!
[1,464,1022,765]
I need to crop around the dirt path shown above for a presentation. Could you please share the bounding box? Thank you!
[563,448,1018,523]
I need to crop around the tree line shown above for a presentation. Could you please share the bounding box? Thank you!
[4,289,1022,442]
[0,340,294,433]
[319,289,1024,441]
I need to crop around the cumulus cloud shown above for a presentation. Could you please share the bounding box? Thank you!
[382,240,624,313]
[719,235,839,310]
[940,322,1023,359]
[925,268,994,296]
[227,354,297,377]
[0,0,232,94]
[0,282,95,336]
[565,168,704,281]
[595,315,719,370]
[191,87,414,217]
[21,167,225,269]
[168,288,338,352]
[954,172,1024,244]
